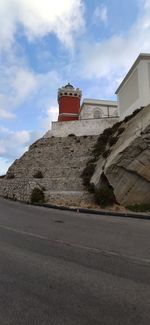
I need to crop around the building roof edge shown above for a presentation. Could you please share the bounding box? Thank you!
[115,53,150,94]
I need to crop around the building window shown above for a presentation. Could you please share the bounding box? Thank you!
[69,93,73,95]
[94,109,103,119]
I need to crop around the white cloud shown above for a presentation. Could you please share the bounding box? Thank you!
[0,129,42,175]
[0,54,62,121]
[80,0,150,95]
[0,0,84,50]
[0,108,16,120]
[0,158,11,176]
[41,105,58,130]
[0,128,42,161]
[0,62,39,113]
[12,68,38,102]
[93,5,108,25]
[0,47,61,167]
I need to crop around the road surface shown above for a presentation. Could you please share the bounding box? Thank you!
[0,197,150,324]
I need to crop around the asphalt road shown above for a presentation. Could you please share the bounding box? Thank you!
[0,197,150,325]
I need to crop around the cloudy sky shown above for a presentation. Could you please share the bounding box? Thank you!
[0,0,150,174]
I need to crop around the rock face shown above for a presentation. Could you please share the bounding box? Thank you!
[0,106,149,208]
[0,135,98,205]
[91,105,150,205]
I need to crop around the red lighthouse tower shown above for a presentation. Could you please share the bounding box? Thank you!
[58,83,82,122]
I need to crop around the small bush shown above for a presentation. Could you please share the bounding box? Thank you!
[88,183,95,193]
[0,175,5,178]
[103,127,113,137]
[124,108,141,123]
[81,163,96,189]
[33,171,43,178]
[111,121,122,133]
[126,204,150,212]
[97,134,108,144]
[108,136,118,147]
[102,149,111,158]
[117,127,125,136]
[95,186,115,207]
[93,137,107,157]
[30,188,45,204]
[124,115,132,123]
[68,134,76,137]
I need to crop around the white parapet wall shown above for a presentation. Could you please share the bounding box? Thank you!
[44,117,119,138]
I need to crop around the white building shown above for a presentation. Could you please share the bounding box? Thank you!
[45,53,150,138]
[80,99,118,119]
[45,98,119,138]
[116,53,150,119]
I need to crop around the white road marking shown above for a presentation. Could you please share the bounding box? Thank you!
[0,223,150,265]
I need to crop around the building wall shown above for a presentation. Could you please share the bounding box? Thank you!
[44,117,119,138]
[79,100,118,120]
[118,68,139,114]
[58,114,78,122]
[59,96,80,114]
[58,96,80,121]
[117,59,150,119]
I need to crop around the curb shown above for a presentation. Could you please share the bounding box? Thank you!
[40,203,150,220]
[1,196,150,220]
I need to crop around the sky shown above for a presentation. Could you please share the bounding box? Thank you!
[0,0,150,174]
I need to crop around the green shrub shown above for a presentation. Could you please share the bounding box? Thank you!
[93,136,107,157]
[33,171,43,178]
[102,149,111,158]
[117,127,125,135]
[126,204,150,212]
[103,127,114,137]
[108,136,118,147]
[81,121,124,192]
[68,134,76,137]
[95,186,115,207]
[124,108,141,123]
[30,188,45,204]
[81,163,96,190]
[111,121,122,133]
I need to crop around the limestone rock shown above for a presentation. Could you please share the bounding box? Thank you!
[0,135,98,205]
[0,105,149,208]
[91,105,150,205]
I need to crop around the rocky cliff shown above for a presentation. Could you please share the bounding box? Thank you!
[0,106,149,208]
[0,135,98,206]
[91,105,150,206]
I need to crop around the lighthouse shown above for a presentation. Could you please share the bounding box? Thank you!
[58,83,82,122]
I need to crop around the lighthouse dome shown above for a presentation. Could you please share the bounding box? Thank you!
[64,83,74,89]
